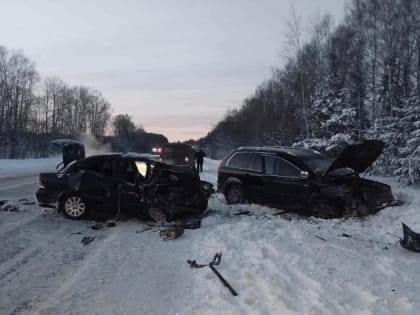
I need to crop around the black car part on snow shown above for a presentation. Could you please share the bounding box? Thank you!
[401,223,420,253]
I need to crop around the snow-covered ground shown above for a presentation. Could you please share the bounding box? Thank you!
[0,157,60,178]
[1,157,419,315]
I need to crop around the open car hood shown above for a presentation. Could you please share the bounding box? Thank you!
[323,140,385,176]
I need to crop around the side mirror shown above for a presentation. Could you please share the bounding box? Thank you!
[300,171,309,179]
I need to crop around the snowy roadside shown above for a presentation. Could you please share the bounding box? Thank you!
[186,167,420,315]
[0,157,60,178]
[0,157,419,315]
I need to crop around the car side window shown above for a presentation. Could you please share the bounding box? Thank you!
[263,155,276,174]
[227,152,253,169]
[250,154,263,172]
[86,158,113,177]
[275,158,300,177]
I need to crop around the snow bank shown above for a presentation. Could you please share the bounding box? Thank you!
[0,157,60,178]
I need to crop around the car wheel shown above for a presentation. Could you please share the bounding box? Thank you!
[225,185,245,204]
[311,199,340,219]
[61,194,88,220]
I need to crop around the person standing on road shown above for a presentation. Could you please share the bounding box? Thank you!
[194,149,206,172]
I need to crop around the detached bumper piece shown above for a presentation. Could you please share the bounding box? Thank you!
[401,223,420,253]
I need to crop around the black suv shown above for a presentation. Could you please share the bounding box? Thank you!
[36,153,213,221]
[217,140,396,218]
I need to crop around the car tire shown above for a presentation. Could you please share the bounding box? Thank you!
[310,199,341,219]
[60,194,89,220]
[225,185,245,204]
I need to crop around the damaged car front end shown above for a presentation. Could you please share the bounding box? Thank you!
[218,140,397,218]
[303,140,396,217]
[36,150,213,221]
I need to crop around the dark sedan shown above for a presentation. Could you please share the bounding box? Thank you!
[36,153,213,221]
[217,140,396,218]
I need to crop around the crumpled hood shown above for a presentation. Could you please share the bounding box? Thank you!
[323,140,385,175]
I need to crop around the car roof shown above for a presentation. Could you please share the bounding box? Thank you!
[82,152,158,162]
[123,152,159,159]
[234,146,322,158]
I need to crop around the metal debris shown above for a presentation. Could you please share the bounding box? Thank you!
[159,226,184,240]
[187,260,207,268]
[401,223,420,253]
[188,253,238,296]
[81,236,96,245]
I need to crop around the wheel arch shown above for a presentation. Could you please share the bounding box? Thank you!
[309,197,343,218]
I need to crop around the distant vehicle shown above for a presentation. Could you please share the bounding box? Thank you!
[155,143,196,166]
[217,140,396,218]
[36,152,213,221]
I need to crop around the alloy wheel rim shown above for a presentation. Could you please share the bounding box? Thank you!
[64,196,86,217]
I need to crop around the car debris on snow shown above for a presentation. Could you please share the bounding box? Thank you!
[1,201,20,212]
[136,227,153,233]
[233,210,252,216]
[314,235,327,242]
[159,226,184,240]
[400,223,420,253]
[189,253,239,297]
[81,236,96,245]
[19,198,36,205]
[179,218,201,229]
[89,223,104,230]
[0,198,38,212]
[187,260,207,268]
[106,220,117,227]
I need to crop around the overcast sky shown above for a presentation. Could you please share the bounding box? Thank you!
[0,0,346,142]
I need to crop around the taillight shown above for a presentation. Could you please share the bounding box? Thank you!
[38,176,45,189]
[217,164,221,176]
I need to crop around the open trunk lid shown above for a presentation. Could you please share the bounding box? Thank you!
[50,139,85,168]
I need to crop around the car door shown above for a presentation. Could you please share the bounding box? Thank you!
[225,152,261,200]
[78,157,117,211]
[119,159,147,211]
[261,156,309,210]
[244,153,265,202]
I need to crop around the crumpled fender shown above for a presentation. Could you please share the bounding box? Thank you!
[200,180,214,197]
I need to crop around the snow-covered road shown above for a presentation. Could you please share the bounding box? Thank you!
[1,157,419,315]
